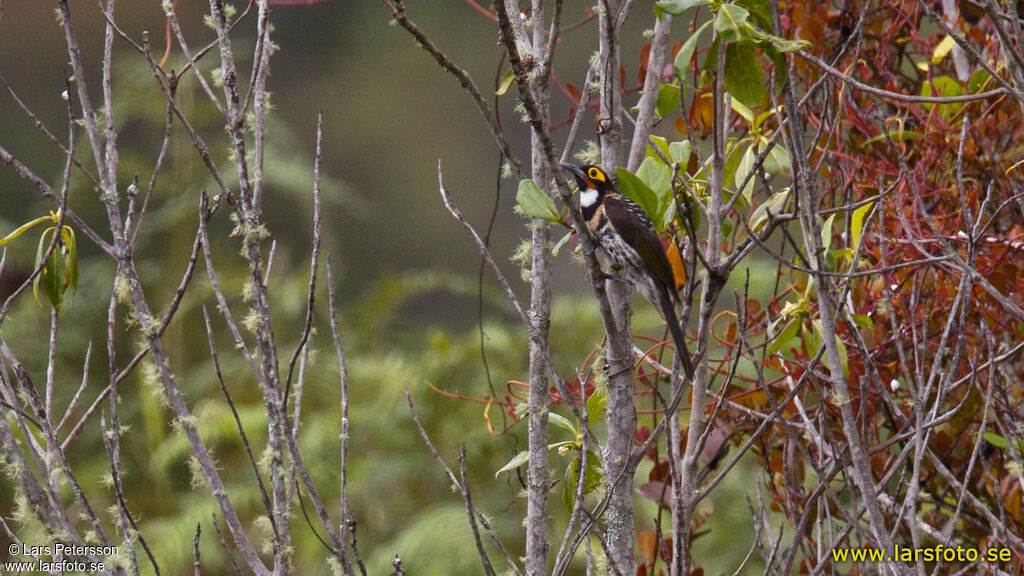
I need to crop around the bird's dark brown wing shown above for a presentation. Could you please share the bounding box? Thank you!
[603,194,676,294]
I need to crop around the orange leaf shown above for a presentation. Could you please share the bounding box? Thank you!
[567,82,582,104]
[665,239,687,290]
[670,39,683,61]
[637,530,658,561]
[689,91,714,136]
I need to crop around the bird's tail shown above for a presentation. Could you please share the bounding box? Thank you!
[660,291,695,380]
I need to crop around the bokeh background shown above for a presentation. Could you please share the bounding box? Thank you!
[0,2,764,574]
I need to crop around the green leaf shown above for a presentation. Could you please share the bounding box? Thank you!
[647,135,672,161]
[549,412,578,436]
[851,313,873,330]
[810,320,848,377]
[673,20,713,82]
[736,0,771,25]
[762,32,809,53]
[821,213,836,253]
[922,76,964,121]
[734,144,758,202]
[772,51,788,93]
[663,200,678,230]
[636,156,672,205]
[0,214,54,247]
[850,201,875,251]
[754,105,783,130]
[701,37,720,77]
[969,68,992,93]
[860,129,923,148]
[35,227,69,312]
[730,98,755,125]
[495,68,516,96]
[656,83,681,119]
[723,139,742,189]
[516,179,561,223]
[586,389,606,428]
[715,4,750,43]
[745,23,809,53]
[551,231,572,257]
[669,140,691,165]
[832,247,853,264]
[748,187,790,232]
[61,226,78,294]
[984,432,1009,450]
[562,451,603,511]
[763,144,790,175]
[767,317,800,354]
[724,42,766,109]
[616,168,661,231]
[802,320,822,358]
[721,213,734,238]
[562,461,575,511]
[656,0,708,16]
[496,450,531,477]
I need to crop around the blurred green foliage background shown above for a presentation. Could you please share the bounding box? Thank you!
[0,2,766,574]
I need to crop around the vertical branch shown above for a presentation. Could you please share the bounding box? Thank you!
[597,0,624,168]
[101,0,119,190]
[524,181,553,574]
[102,289,143,576]
[676,38,727,576]
[45,308,58,423]
[596,0,637,572]
[206,1,292,571]
[501,1,555,571]
[56,0,112,195]
[626,11,672,171]
[769,0,898,567]
[327,258,356,576]
[193,523,202,576]
[250,0,272,210]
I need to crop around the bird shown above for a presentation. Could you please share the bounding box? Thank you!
[561,162,694,379]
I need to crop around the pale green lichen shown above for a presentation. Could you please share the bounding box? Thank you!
[253,515,275,555]
[187,453,212,490]
[173,414,199,434]
[114,273,132,305]
[242,308,264,334]
[258,445,277,474]
[589,344,609,394]
[211,67,225,88]
[241,278,254,303]
[576,140,602,165]
[140,359,170,407]
[510,239,533,283]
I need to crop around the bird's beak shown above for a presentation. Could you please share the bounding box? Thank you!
[560,162,588,191]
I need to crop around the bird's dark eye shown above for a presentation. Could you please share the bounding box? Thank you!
[588,167,604,181]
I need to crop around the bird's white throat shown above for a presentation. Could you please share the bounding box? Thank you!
[579,189,599,208]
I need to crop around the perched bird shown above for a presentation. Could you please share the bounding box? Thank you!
[561,162,694,379]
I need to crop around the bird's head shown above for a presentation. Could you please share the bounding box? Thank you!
[560,162,614,209]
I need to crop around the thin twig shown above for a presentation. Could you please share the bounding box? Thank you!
[327,257,356,576]
[437,160,530,327]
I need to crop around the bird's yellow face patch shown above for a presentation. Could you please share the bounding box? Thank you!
[587,167,607,186]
